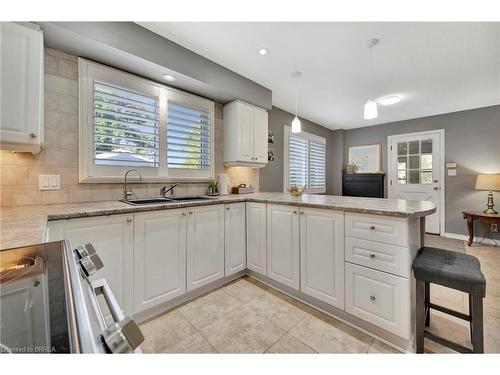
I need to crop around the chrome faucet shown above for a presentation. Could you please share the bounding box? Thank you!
[160,184,178,198]
[123,169,142,200]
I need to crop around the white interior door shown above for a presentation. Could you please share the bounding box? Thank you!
[388,130,443,235]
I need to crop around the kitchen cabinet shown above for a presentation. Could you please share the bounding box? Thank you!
[223,100,268,167]
[0,22,43,154]
[266,204,300,290]
[186,205,225,291]
[47,214,134,315]
[300,208,345,309]
[246,202,267,275]
[224,203,246,276]
[133,209,187,313]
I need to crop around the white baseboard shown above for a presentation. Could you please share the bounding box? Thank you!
[444,232,499,246]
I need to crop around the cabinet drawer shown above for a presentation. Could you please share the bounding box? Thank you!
[345,237,411,277]
[345,213,409,246]
[345,263,410,339]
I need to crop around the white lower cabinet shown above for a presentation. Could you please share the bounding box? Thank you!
[246,202,267,275]
[133,209,187,313]
[187,205,225,291]
[345,262,410,339]
[48,214,134,315]
[266,204,300,290]
[300,208,345,309]
[224,203,246,276]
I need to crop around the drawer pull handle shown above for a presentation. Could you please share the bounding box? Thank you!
[369,225,376,230]
[370,296,376,302]
[369,254,376,259]
[293,210,298,214]
[126,218,132,223]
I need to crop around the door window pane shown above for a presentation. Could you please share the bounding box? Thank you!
[397,170,407,184]
[421,171,433,184]
[409,155,419,169]
[397,157,407,170]
[421,154,432,170]
[421,139,432,154]
[409,141,419,155]
[408,170,420,184]
[397,142,408,156]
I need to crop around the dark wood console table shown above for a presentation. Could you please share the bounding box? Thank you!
[462,211,500,246]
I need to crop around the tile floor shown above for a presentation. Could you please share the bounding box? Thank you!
[139,235,500,354]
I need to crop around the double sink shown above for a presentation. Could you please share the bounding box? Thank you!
[121,196,217,206]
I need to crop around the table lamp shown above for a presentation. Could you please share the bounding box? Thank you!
[475,174,500,214]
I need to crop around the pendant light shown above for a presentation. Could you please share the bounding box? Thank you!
[291,71,302,133]
[364,38,379,120]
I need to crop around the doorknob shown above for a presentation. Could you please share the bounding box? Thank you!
[433,179,438,183]
[433,187,439,191]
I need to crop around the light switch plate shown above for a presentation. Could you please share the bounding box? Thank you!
[447,169,457,176]
[39,175,61,190]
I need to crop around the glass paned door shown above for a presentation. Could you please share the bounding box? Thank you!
[396,139,433,184]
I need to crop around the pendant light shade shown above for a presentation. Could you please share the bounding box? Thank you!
[291,116,301,133]
[364,100,378,120]
[291,71,302,133]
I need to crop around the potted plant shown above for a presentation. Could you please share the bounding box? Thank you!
[343,164,359,174]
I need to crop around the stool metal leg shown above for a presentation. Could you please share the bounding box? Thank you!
[470,295,484,353]
[425,282,430,327]
[416,279,426,353]
[469,295,474,346]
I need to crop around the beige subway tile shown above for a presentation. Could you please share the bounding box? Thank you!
[45,48,77,63]
[57,131,78,150]
[13,186,43,206]
[43,188,69,205]
[90,186,115,202]
[0,151,14,165]
[68,186,93,203]
[58,95,77,114]
[0,186,13,207]
[45,91,59,110]
[14,152,41,166]
[0,165,29,186]
[44,53,58,74]
[68,80,78,97]
[45,74,71,95]
[28,166,58,186]
[57,59,77,80]
[57,167,79,186]
[43,149,72,167]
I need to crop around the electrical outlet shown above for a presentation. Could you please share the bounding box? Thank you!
[39,175,61,190]
[491,223,499,233]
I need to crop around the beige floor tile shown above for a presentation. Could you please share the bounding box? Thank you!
[164,331,217,353]
[265,333,317,353]
[246,292,308,331]
[222,279,268,303]
[289,315,371,353]
[178,288,243,330]
[140,310,197,353]
[201,305,286,353]
[368,339,401,354]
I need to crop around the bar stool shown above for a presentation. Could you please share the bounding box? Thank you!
[412,246,486,353]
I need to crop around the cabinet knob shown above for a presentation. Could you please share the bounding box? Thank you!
[369,225,376,230]
[370,296,376,302]
[226,207,230,210]
[189,211,193,215]
[293,210,298,214]
[300,211,304,215]
[126,218,132,223]
[29,132,37,139]
[182,212,186,216]
[369,254,376,259]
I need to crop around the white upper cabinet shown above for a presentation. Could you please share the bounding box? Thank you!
[266,204,300,290]
[246,202,267,275]
[133,209,187,313]
[223,100,268,167]
[300,208,345,309]
[0,23,43,154]
[186,205,225,291]
[224,203,246,276]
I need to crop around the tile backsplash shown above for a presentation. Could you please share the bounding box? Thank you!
[0,48,258,207]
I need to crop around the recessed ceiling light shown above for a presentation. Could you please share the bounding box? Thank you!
[379,95,401,106]
[258,48,269,56]
[162,74,176,82]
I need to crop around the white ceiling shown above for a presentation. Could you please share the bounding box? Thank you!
[138,22,500,130]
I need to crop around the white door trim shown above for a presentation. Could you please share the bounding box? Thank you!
[387,129,445,236]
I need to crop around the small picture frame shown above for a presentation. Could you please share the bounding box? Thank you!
[268,130,275,144]
[268,148,275,161]
[347,144,382,173]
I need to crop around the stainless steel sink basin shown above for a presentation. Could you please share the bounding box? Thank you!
[169,196,216,202]
[121,196,217,206]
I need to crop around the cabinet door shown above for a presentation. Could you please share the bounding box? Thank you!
[253,108,268,163]
[133,209,187,313]
[238,102,254,161]
[187,205,225,291]
[267,204,300,290]
[246,202,267,275]
[224,203,246,276]
[300,208,345,309]
[0,23,43,151]
[47,214,134,315]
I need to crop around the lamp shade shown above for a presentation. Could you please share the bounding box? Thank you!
[475,174,500,191]
[364,100,378,120]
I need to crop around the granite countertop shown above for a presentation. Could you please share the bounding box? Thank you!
[0,192,436,251]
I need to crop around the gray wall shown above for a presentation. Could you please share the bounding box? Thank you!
[259,107,344,195]
[343,105,500,237]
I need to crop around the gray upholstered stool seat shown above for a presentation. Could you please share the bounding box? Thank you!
[413,246,486,353]
[413,247,486,297]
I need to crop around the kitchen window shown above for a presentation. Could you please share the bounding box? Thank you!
[79,58,214,182]
[283,126,327,193]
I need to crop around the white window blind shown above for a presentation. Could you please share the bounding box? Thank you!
[286,128,326,193]
[167,102,211,170]
[93,81,160,167]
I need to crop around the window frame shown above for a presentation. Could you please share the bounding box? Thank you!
[283,126,327,194]
[78,58,215,183]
